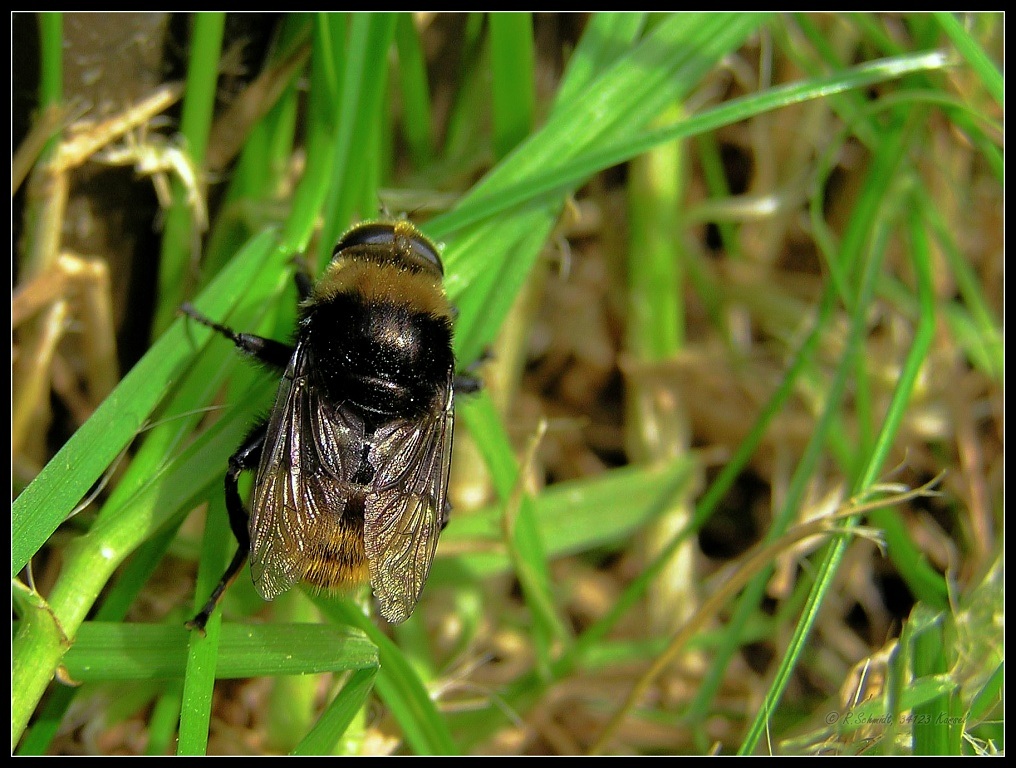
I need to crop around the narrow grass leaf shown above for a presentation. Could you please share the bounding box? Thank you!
[437,456,695,581]
[489,13,536,158]
[153,13,225,336]
[55,621,377,681]
[932,12,1003,108]
[553,12,646,109]
[393,13,434,167]
[178,493,231,755]
[314,597,458,755]
[317,12,397,264]
[291,667,379,756]
[12,228,279,578]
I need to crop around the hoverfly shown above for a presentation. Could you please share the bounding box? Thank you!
[185,220,476,629]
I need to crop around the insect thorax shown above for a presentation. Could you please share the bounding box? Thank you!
[303,290,453,421]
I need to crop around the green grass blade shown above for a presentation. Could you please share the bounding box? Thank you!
[730,120,910,753]
[428,49,949,240]
[177,493,231,755]
[553,12,645,109]
[36,12,62,114]
[437,456,695,581]
[153,13,225,336]
[315,598,458,755]
[393,14,434,167]
[146,682,184,756]
[50,621,377,681]
[932,12,1003,108]
[14,520,186,755]
[11,233,283,746]
[317,12,397,264]
[737,152,946,758]
[12,228,279,579]
[434,13,767,366]
[291,667,379,756]
[489,12,536,158]
[909,606,960,755]
[460,393,571,671]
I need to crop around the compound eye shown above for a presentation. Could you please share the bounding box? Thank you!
[405,232,443,274]
[333,222,443,275]
[333,222,397,256]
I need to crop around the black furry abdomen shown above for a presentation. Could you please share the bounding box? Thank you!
[302,292,453,421]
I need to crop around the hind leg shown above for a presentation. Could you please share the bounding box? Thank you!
[186,420,267,633]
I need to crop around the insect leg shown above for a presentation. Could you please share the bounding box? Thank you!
[454,347,489,395]
[186,421,267,633]
[454,373,483,394]
[291,255,315,302]
[181,303,293,370]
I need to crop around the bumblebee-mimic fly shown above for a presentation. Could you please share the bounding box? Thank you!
[185,220,474,629]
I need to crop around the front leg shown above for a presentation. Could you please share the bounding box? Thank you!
[291,255,315,303]
[181,303,294,371]
[186,421,268,633]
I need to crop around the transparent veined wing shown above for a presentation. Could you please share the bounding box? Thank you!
[248,341,366,600]
[364,374,454,623]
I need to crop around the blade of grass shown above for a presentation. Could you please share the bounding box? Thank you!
[16,151,287,750]
[393,13,434,167]
[590,498,899,754]
[967,660,1004,726]
[552,12,646,109]
[718,116,913,754]
[909,606,963,754]
[858,195,950,596]
[458,13,767,211]
[436,452,696,582]
[737,176,944,755]
[291,667,379,756]
[919,187,1004,383]
[204,19,312,177]
[12,237,291,748]
[13,684,76,756]
[202,16,309,277]
[439,13,487,166]
[489,12,535,158]
[36,12,62,154]
[12,228,279,579]
[427,49,950,241]
[460,394,571,673]
[444,456,697,751]
[807,108,954,604]
[16,15,64,278]
[12,375,275,745]
[153,13,225,336]
[274,14,344,255]
[146,681,184,756]
[439,14,768,366]
[265,592,336,753]
[315,597,459,755]
[177,493,231,755]
[50,621,377,681]
[14,519,187,755]
[624,101,697,637]
[316,12,397,266]
[932,12,1003,108]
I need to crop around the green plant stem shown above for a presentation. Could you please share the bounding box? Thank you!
[153,13,225,337]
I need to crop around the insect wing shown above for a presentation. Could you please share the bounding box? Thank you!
[248,342,363,600]
[364,376,454,623]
